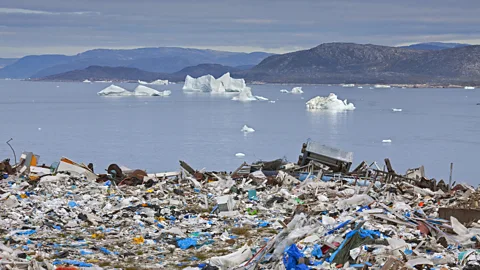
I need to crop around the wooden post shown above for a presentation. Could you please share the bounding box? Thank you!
[448,163,453,192]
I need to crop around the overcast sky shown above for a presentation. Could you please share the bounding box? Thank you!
[0,0,479,57]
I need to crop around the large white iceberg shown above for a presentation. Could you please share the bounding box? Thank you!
[306,93,355,111]
[232,87,257,102]
[134,85,171,96]
[291,87,304,94]
[183,75,226,93]
[97,85,132,96]
[139,79,169,85]
[218,72,247,92]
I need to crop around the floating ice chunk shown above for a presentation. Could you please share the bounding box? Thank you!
[150,79,169,85]
[97,85,132,96]
[235,153,246,157]
[241,125,255,133]
[232,87,257,102]
[291,87,304,94]
[374,84,391,89]
[83,79,91,83]
[139,79,169,85]
[269,100,276,103]
[306,93,355,111]
[392,108,402,112]
[183,75,226,93]
[464,86,475,90]
[358,86,363,89]
[160,90,171,96]
[382,139,392,143]
[218,72,247,92]
[280,89,290,93]
[134,85,162,96]
[255,95,269,101]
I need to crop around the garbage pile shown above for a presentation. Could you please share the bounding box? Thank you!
[1,141,480,269]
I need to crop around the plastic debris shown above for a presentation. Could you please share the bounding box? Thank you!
[1,141,479,269]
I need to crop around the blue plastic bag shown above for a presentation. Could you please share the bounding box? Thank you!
[99,247,112,255]
[311,244,323,259]
[53,260,92,267]
[68,201,77,208]
[283,244,305,270]
[177,238,197,250]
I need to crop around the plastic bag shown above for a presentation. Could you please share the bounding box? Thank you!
[283,244,305,270]
[178,238,197,250]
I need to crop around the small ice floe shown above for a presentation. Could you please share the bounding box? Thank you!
[392,108,403,112]
[269,101,276,104]
[254,96,269,101]
[235,153,246,158]
[280,89,289,93]
[241,125,255,133]
[291,87,304,94]
[382,139,392,143]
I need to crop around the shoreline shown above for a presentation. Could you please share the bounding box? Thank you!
[14,78,478,88]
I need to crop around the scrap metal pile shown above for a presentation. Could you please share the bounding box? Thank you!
[1,141,480,270]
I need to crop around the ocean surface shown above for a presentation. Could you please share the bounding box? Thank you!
[1,80,479,184]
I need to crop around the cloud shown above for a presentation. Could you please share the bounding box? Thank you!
[0,0,479,57]
[0,8,99,16]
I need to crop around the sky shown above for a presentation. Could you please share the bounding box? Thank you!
[0,0,479,58]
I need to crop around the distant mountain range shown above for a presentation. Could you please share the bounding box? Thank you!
[243,43,480,84]
[0,47,273,79]
[18,42,480,85]
[40,64,241,82]
[400,42,471,51]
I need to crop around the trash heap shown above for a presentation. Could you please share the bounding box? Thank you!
[1,141,480,269]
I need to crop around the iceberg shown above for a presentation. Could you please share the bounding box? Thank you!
[291,87,304,94]
[218,72,247,92]
[150,79,169,85]
[241,125,255,133]
[232,87,257,102]
[255,96,269,101]
[374,84,391,89]
[97,85,132,96]
[134,85,171,96]
[183,73,247,93]
[83,79,91,83]
[382,139,392,143]
[139,79,169,85]
[183,75,226,93]
[464,86,475,90]
[306,93,355,111]
[392,108,402,112]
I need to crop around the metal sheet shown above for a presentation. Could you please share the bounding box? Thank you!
[305,141,353,163]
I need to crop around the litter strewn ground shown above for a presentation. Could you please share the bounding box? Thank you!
[1,141,479,269]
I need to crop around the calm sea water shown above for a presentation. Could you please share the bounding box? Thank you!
[1,80,479,184]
